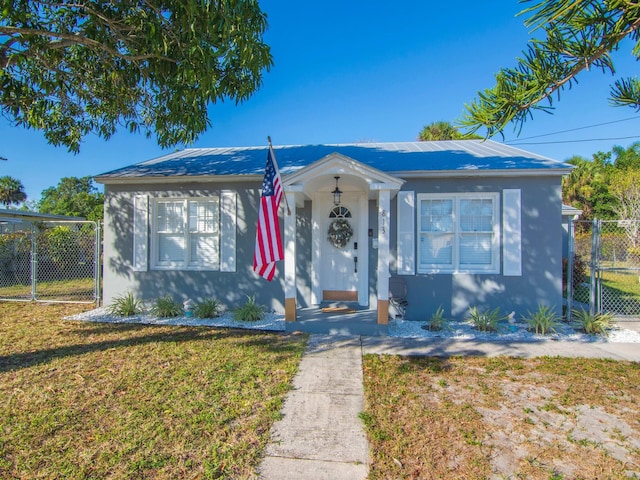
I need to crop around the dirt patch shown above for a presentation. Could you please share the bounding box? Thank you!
[362,355,640,479]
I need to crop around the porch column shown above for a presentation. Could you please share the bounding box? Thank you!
[284,192,297,321]
[377,189,390,324]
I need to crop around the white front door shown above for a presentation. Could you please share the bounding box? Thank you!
[313,192,368,305]
[322,197,359,293]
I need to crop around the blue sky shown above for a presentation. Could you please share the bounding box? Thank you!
[1,1,639,202]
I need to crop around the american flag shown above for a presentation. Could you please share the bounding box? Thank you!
[253,146,284,281]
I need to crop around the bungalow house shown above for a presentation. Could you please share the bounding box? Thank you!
[94,140,572,324]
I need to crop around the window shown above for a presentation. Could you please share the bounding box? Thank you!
[152,197,220,270]
[417,193,499,273]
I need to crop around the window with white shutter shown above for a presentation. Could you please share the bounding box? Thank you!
[151,197,221,270]
[417,193,500,274]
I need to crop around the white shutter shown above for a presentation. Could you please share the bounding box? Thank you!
[396,191,415,275]
[502,189,522,276]
[133,195,148,272]
[220,191,237,272]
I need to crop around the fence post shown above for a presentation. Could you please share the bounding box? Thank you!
[95,221,102,306]
[567,217,575,321]
[30,222,37,301]
[589,219,600,315]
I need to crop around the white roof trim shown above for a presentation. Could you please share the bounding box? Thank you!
[284,152,404,188]
[95,174,262,185]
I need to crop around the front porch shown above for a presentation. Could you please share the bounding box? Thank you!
[280,152,404,325]
[285,307,389,336]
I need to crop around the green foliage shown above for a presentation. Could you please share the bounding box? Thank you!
[0,176,27,207]
[424,306,449,331]
[150,294,184,318]
[193,299,220,319]
[418,121,482,141]
[562,155,617,221]
[233,295,265,322]
[572,308,615,336]
[0,231,31,283]
[563,254,588,294]
[467,306,504,332]
[40,225,81,273]
[523,304,560,335]
[1,1,272,152]
[108,292,144,317]
[37,177,104,221]
[460,2,640,137]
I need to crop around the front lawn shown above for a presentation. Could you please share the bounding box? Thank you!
[362,355,640,479]
[0,302,307,479]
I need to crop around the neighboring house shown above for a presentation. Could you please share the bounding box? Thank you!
[95,140,572,324]
[0,209,86,232]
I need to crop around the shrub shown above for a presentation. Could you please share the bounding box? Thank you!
[108,291,144,317]
[233,295,264,322]
[150,294,184,318]
[423,306,449,332]
[628,246,640,265]
[572,308,615,336]
[193,298,220,319]
[40,225,82,273]
[563,254,588,293]
[523,304,560,335]
[467,306,503,332]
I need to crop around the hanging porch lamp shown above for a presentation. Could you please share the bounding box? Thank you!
[332,176,342,206]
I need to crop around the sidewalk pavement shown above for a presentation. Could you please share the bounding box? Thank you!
[258,333,640,479]
[361,336,640,361]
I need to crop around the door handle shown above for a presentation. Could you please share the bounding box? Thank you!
[354,256,358,273]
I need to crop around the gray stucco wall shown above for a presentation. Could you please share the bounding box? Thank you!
[102,181,288,312]
[388,176,564,320]
[102,174,563,320]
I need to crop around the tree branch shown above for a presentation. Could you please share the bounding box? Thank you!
[0,26,177,64]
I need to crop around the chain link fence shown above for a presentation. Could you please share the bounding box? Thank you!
[568,219,640,320]
[0,220,101,304]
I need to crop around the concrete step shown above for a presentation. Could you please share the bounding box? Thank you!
[319,301,364,314]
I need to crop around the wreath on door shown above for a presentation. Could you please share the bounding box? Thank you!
[327,218,353,248]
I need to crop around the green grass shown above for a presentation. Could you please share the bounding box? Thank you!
[0,302,307,479]
[0,277,96,302]
[569,269,640,316]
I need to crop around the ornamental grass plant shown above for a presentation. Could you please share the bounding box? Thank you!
[467,306,503,332]
[233,295,265,322]
[523,304,561,335]
[193,298,220,318]
[572,308,615,336]
[107,291,144,317]
[150,294,184,318]
[423,306,449,332]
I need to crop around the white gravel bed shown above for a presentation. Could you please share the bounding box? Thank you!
[66,308,640,342]
[389,318,640,343]
[65,307,286,331]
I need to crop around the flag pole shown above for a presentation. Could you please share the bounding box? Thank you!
[267,136,291,216]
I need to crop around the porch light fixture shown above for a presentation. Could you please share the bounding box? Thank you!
[332,176,342,206]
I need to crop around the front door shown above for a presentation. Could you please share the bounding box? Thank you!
[322,201,358,300]
[314,193,368,305]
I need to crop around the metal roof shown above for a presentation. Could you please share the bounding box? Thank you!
[95,140,571,182]
[0,209,86,222]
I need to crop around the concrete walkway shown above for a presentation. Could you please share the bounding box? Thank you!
[259,335,369,480]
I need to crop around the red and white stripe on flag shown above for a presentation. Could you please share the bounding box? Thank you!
[253,146,283,281]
